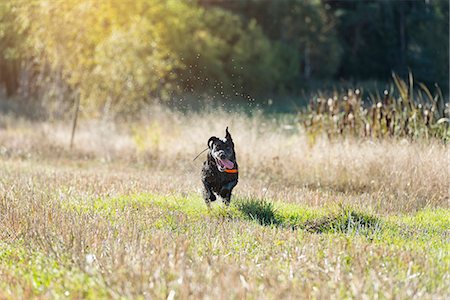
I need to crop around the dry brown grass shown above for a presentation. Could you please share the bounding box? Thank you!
[0,109,449,298]
[0,157,449,299]
[1,110,448,213]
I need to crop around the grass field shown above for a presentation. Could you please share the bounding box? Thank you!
[0,111,449,299]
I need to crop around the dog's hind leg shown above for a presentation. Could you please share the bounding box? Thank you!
[202,181,216,208]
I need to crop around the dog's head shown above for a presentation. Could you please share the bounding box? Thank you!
[207,127,237,172]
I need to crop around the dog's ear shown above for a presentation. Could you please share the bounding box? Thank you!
[225,127,233,142]
[208,136,219,149]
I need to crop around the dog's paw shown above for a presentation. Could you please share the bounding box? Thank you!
[210,193,217,202]
[223,198,231,206]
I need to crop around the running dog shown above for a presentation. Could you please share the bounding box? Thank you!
[201,127,238,207]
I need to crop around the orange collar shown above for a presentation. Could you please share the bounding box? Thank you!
[224,169,238,174]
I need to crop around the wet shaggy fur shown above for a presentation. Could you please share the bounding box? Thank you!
[201,127,238,207]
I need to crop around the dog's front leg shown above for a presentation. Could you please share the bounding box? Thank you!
[221,190,232,206]
[202,180,216,208]
[220,180,238,206]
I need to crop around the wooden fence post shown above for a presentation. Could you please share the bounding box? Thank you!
[70,97,80,149]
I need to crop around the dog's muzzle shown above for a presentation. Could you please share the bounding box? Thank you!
[213,154,235,172]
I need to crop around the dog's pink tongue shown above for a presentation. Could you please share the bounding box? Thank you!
[222,159,234,169]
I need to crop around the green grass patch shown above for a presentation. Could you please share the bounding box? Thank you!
[0,242,108,299]
[62,192,449,252]
[391,208,450,231]
[3,190,449,299]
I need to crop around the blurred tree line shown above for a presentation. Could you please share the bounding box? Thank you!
[0,0,448,114]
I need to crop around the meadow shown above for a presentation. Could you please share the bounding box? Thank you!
[0,109,449,299]
[0,0,448,298]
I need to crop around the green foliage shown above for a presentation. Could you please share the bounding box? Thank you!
[328,0,449,90]
[210,0,343,85]
[91,18,180,110]
[0,0,447,114]
[172,7,281,97]
[0,0,281,113]
[276,0,343,79]
[0,1,28,96]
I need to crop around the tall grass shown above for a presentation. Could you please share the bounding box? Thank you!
[302,74,449,142]
[0,108,448,213]
[0,105,449,298]
[0,166,448,299]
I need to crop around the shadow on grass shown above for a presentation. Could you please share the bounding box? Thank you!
[234,198,383,236]
[234,198,282,226]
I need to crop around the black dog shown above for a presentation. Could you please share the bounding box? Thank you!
[201,127,238,207]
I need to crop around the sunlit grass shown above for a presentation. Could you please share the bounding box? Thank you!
[0,111,449,299]
[0,242,108,299]
[302,74,450,142]
[1,109,448,213]
[60,191,449,251]
[1,182,449,299]
[1,186,448,298]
